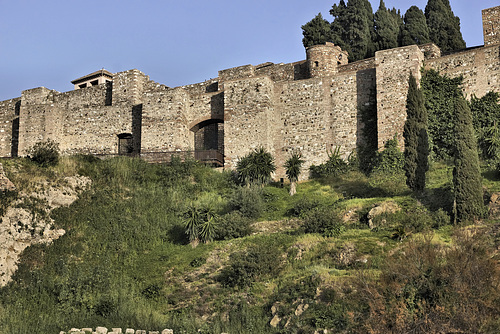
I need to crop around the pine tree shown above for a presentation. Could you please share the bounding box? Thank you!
[399,6,431,46]
[302,13,334,48]
[425,0,466,51]
[403,73,428,192]
[453,97,484,223]
[374,0,399,50]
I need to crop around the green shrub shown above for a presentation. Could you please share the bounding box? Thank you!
[288,197,321,217]
[216,211,253,240]
[28,139,60,167]
[218,243,283,288]
[372,136,404,174]
[228,186,264,219]
[236,147,276,186]
[309,146,349,178]
[302,207,345,237]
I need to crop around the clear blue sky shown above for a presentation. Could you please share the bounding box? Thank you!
[0,0,497,101]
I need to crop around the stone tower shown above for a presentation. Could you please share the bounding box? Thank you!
[306,42,348,78]
[483,5,500,46]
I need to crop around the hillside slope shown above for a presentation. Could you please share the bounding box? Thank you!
[0,156,499,333]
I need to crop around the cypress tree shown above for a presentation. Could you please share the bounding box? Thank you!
[425,0,466,51]
[404,73,429,192]
[453,97,484,223]
[302,13,334,48]
[374,0,399,50]
[330,0,375,61]
[330,0,350,52]
[399,6,431,46]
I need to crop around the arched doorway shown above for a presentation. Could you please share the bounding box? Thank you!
[190,119,224,166]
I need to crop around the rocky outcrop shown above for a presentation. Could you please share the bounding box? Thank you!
[0,173,91,287]
[367,201,401,229]
[0,163,15,192]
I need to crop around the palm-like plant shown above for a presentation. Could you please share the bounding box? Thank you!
[285,152,305,196]
[236,147,276,186]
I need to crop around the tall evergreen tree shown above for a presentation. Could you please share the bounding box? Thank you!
[330,0,376,61]
[330,0,349,51]
[399,6,431,46]
[374,0,399,50]
[452,96,484,223]
[403,73,429,191]
[425,0,466,51]
[302,13,334,48]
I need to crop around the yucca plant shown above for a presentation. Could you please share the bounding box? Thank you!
[284,151,305,196]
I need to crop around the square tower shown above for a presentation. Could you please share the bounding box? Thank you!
[483,6,500,46]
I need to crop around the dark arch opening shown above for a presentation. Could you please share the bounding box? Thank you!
[190,119,224,166]
[117,133,134,155]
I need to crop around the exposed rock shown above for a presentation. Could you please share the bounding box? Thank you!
[334,242,357,267]
[0,174,91,287]
[294,303,309,316]
[270,314,282,328]
[0,163,15,192]
[488,192,500,219]
[367,201,401,229]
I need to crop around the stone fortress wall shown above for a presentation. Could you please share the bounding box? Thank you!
[1,6,499,180]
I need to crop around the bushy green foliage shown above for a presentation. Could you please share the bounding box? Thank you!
[228,186,264,219]
[309,146,348,178]
[399,6,430,46]
[236,147,276,186]
[361,232,500,333]
[452,97,485,223]
[301,13,334,48]
[425,0,466,52]
[28,139,60,167]
[421,69,463,159]
[302,206,345,238]
[218,243,283,288]
[372,136,404,174]
[404,73,429,191]
[215,211,253,240]
[374,0,399,50]
[470,92,500,160]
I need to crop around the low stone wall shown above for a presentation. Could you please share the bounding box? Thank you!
[60,328,173,334]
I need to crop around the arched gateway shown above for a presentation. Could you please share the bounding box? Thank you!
[190,118,224,167]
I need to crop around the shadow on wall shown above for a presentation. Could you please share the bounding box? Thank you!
[11,100,20,157]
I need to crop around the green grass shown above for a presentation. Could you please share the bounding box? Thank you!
[0,156,499,333]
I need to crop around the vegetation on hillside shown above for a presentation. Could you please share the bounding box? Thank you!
[1,139,499,333]
[1,59,500,334]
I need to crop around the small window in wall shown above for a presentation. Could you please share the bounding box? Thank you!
[315,61,319,67]
[79,83,87,89]
[118,133,133,155]
[90,80,99,86]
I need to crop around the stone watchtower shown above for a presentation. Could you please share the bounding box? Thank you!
[306,42,349,78]
[483,6,500,46]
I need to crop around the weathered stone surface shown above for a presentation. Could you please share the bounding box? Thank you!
[367,201,401,229]
[0,163,15,191]
[1,8,499,180]
[0,175,90,287]
[96,327,108,334]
